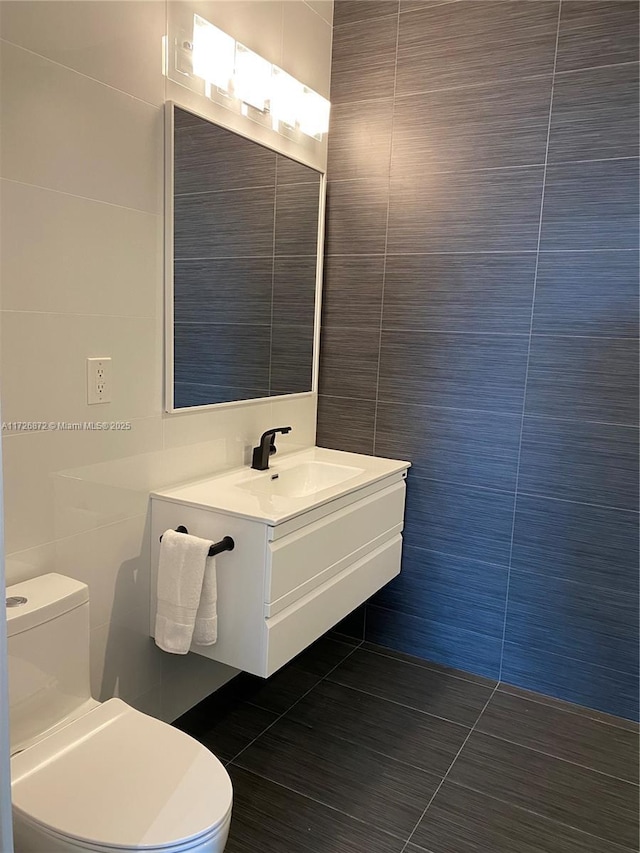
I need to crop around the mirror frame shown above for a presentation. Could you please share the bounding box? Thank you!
[164,101,326,413]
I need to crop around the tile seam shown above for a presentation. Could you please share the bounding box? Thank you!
[499,1,564,682]
[398,683,500,852]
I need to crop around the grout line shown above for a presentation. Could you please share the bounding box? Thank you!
[227,639,365,766]
[399,683,500,852]
[516,489,639,515]
[372,6,402,458]
[324,248,638,257]
[229,763,410,843]
[316,678,476,730]
[470,728,640,787]
[332,60,639,108]
[0,176,160,218]
[498,1,564,683]
[360,642,497,687]
[0,37,163,110]
[435,778,640,853]
[328,155,638,186]
[496,684,640,733]
[267,158,278,395]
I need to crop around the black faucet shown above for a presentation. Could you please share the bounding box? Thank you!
[251,426,292,471]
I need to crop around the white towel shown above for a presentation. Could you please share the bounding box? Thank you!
[155,529,217,654]
[193,555,218,646]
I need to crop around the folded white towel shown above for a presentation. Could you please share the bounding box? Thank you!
[155,529,217,654]
[193,555,218,646]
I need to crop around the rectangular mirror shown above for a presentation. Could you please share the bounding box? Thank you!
[165,104,324,411]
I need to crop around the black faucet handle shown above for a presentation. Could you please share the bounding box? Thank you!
[261,426,292,440]
[251,426,292,470]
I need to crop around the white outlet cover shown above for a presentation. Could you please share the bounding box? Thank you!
[87,357,111,405]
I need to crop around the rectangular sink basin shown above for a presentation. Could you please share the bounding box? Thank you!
[235,461,364,498]
[151,447,410,524]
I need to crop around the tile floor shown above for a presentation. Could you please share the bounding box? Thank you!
[175,635,640,853]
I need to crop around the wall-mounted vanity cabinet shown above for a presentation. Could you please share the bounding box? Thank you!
[150,448,410,676]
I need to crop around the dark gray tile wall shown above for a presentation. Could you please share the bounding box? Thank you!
[319,0,640,719]
[173,109,320,407]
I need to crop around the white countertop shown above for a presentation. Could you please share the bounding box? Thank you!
[151,446,410,524]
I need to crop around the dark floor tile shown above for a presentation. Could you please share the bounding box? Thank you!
[392,77,551,176]
[518,416,639,511]
[243,636,358,715]
[197,703,278,762]
[549,64,639,164]
[478,691,639,784]
[235,716,439,839]
[498,683,640,734]
[226,766,405,853]
[388,167,544,253]
[327,647,493,726]
[533,251,640,338]
[525,335,639,426]
[378,330,529,413]
[331,16,398,105]
[365,605,503,681]
[382,253,537,335]
[409,781,634,853]
[501,642,640,723]
[371,545,508,642]
[327,99,393,181]
[556,1,639,73]
[540,159,640,251]
[318,326,379,400]
[334,0,399,27]
[447,731,639,848]
[274,182,320,257]
[396,1,559,95]
[174,258,273,326]
[325,178,389,255]
[512,494,640,594]
[375,402,521,491]
[288,679,470,776]
[402,476,515,567]
[332,605,366,641]
[317,395,376,456]
[361,641,497,688]
[505,572,639,676]
[322,255,384,329]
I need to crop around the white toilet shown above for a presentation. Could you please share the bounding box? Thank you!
[6,573,233,853]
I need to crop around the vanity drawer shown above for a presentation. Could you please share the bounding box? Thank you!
[265,481,405,609]
[265,535,402,676]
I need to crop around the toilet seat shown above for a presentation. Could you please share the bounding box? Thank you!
[11,698,232,851]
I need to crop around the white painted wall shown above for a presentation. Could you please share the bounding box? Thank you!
[0,424,14,853]
[0,0,333,722]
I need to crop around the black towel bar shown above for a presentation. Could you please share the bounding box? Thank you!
[159,525,235,557]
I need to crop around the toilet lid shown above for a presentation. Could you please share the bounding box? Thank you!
[11,698,232,850]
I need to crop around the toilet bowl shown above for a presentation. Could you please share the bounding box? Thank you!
[7,574,233,853]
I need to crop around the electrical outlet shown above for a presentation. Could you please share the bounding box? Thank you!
[87,357,112,405]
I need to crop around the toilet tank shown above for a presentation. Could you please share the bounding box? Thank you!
[6,574,93,753]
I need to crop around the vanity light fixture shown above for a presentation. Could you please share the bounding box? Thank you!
[298,87,332,139]
[270,66,302,131]
[184,13,330,140]
[191,14,235,93]
[234,42,272,112]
